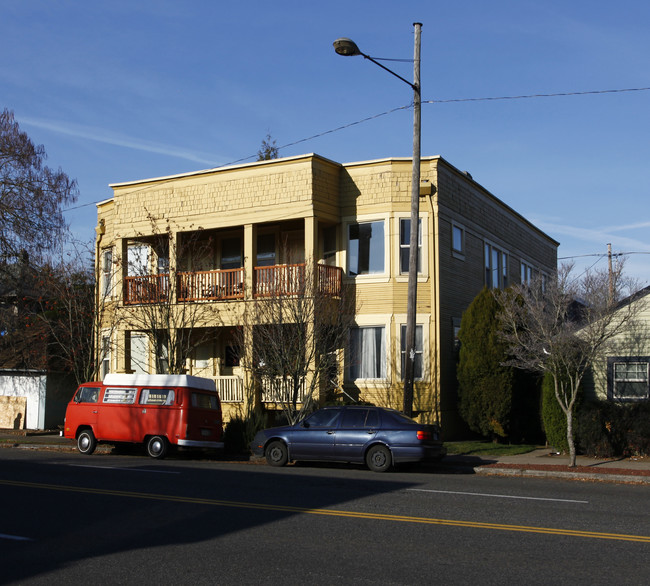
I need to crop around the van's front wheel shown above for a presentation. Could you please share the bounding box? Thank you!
[77,429,97,455]
[146,435,169,459]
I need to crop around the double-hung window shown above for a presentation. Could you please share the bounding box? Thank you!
[349,326,386,380]
[485,243,508,289]
[102,249,112,296]
[400,324,423,380]
[348,221,385,276]
[608,358,650,400]
[399,218,422,274]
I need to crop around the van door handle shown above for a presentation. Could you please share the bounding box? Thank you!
[92,410,98,414]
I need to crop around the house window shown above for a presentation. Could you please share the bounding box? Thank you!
[399,218,422,274]
[452,225,464,254]
[323,226,337,265]
[521,261,535,284]
[221,237,242,270]
[485,243,508,289]
[102,249,112,296]
[349,326,386,379]
[194,341,212,373]
[129,334,148,374]
[400,324,423,380]
[128,245,149,277]
[257,234,276,267]
[608,358,650,400]
[348,221,385,276]
[101,335,111,378]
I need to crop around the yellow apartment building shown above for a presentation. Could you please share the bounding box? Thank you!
[95,153,558,437]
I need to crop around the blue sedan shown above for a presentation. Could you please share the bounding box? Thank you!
[250,405,446,472]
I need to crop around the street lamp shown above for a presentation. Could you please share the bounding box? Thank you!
[334,23,422,417]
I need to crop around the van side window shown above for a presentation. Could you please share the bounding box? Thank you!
[76,387,100,403]
[103,388,137,404]
[140,389,175,405]
[191,392,219,410]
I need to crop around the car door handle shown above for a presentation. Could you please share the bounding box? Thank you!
[366,430,376,434]
[327,430,335,435]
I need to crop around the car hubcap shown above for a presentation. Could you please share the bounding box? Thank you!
[373,451,386,466]
[80,436,89,450]
[151,440,162,454]
[270,447,281,462]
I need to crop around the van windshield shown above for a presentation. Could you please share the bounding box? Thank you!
[191,392,219,410]
[75,387,100,403]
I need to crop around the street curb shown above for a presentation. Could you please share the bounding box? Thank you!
[474,466,650,484]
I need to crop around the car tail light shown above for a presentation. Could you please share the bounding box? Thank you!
[417,430,432,441]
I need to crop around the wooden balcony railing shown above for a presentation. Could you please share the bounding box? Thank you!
[124,274,169,305]
[177,268,244,302]
[123,264,342,305]
[261,376,306,403]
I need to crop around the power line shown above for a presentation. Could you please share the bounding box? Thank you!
[62,84,650,214]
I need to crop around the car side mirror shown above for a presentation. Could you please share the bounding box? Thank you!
[301,421,310,428]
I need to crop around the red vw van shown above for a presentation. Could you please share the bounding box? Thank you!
[63,374,224,458]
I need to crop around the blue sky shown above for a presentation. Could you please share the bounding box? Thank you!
[3,0,649,285]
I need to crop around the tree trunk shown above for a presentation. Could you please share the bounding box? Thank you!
[566,407,576,467]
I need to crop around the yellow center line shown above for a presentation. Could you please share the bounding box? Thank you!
[2,479,649,543]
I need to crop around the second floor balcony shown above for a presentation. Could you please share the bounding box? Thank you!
[123,263,343,305]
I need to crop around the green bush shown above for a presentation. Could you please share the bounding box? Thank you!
[223,413,266,455]
[541,372,570,453]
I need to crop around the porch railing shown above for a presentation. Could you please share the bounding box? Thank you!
[124,274,169,305]
[123,264,342,304]
[261,376,307,404]
[177,268,244,302]
[215,376,244,402]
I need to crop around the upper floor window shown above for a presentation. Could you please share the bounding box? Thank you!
[348,221,385,276]
[127,244,149,277]
[521,261,535,284]
[322,226,337,265]
[485,243,508,289]
[399,218,422,274]
[452,225,464,255]
[101,249,112,296]
[257,234,276,267]
[221,237,242,270]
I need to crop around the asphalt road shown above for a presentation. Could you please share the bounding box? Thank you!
[1,449,649,585]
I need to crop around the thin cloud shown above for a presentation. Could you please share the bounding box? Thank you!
[20,116,222,166]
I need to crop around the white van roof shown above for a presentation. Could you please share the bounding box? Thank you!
[102,373,217,392]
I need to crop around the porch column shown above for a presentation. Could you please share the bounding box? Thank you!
[244,223,254,299]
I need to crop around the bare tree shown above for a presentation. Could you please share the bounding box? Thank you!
[0,109,77,268]
[495,262,643,466]
[235,257,353,425]
[119,217,224,375]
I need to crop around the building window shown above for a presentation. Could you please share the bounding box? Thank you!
[399,218,422,274]
[452,225,464,254]
[349,326,386,379]
[257,233,276,267]
[485,243,508,289]
[608,357,650,400]
[400,324,423,380]
[128,245,149,277]
[348,221,385,276]
[102,249,112,296]
[221,237,242,270]
[101,335,111,379]
[129,334,148,374]
[521,261,535,284]
[323,226,337,265]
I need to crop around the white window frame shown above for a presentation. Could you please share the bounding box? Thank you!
[344,215,389,281]
[452,223,465,259]
[396,314,430,382]
[396,215,428,279]
[101,248,113,297]
[129,334,149,374]
[608,357,650,401]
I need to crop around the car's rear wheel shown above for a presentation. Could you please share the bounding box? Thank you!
[265,441,288,467]
[366,444,392,472]
[146,435,169,459]
[77,429,97,455]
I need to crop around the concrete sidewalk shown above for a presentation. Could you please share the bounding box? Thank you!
[2,430,650,483]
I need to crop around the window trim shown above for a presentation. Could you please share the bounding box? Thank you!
[607,356,650,401]
[347,324,387,381]
[452,223,465,259]
[485,241,509,289]
[344,215,390,282]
